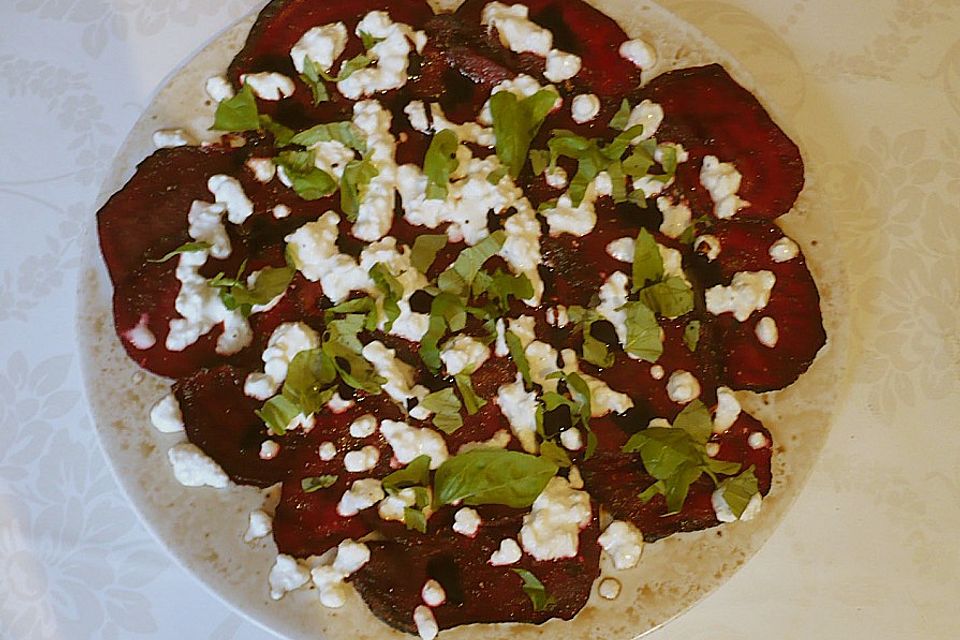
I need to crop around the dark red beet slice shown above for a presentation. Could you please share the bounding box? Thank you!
[581,410,772,542]
[175,364,318,487]
[690,220,825,391]
[455,0,642,97]
[640,64,804,220]
[273,395,403,557]
[352,502,600,632]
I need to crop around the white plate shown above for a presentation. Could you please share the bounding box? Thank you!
[77,1,851,638]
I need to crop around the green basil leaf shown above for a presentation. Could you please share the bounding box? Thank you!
[256,394,301,436]
[622,428,701,480]
[424,129,460,199]
[319,53,374,82]
[434,449,558,508]
[259,115,296,146]
[582,332,614,368]
[631,229,664,291]
[705,457,743,478]
[283,348,338,415]
[491,89,558,178]
[420,388,463,434]
[622,142,656,178]
[382,455,432,494]
[505,330,532,387]
[564,372,593,425]
[359,30,384,50]
[539,440,572,468]
[719,466,759,518]
[609,98,631,131]
[454,373,486,415]
[683,320,701,351]
[211,83,259,132]
[622,301,663,362]
[486,166,509,185]
[658,143,679,175]
[301,475,338,493]
[480,270,534,312]
[411,234,448,275]
[437,231,506,294]
[290,121,366,153]
[298,57,329,106]
[529,149,549,176]
[662,464,703,513]
[275,150,338,200]
[603,124,645,161]
[340,159,379,221]
[403,506,428,533]
[419,313,447,373]
[511,569,556,612]
[607,159,627,203]
[229,265,295,308]
[638,276,694,318]
[369,262,403,332]
[673,399,712,444]
[146,241,211,263]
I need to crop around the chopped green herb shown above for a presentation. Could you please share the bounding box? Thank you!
[529,149,549,176]
[631,229,664,291]
[490,89,559,178]
[301,475,338,493]
[718,466,759,518]
[258,115,296,146]
[454,373,486,415]
[420,388,463,434]
[282,348,338,415]
[486,166,509,185]
[437,231,506,295]
[512,569,556,611]
[359,30,384,50]
[211,83,259,132]
[298,58,330,105]
[382,455,432,494]
[256,394,301,436]
[369,262,403,332]
[410,234,448,275]
[683,320,701,351]
[274,150,338,200]
[638,276,694,318]
[340,159,379,221]
[539,440,572,468]
[289,121,366,153]
[403,507,428,533]
[423,129,459,199]
[505,330,532,387]
[622,301,662,362]
[434,449,558,508]
[146,241,211,263]
[609,98,631,131]
[319,53,375,82]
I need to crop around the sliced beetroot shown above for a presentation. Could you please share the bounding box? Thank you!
[352,503,600,632]
[690,220,825,391]
[455,0,642,97]
[580,410,772,542]
[273,395,403,557]
[175,364,318,487]
[640,64,804,220]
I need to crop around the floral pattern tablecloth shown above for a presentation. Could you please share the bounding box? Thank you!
[1,0,958,638]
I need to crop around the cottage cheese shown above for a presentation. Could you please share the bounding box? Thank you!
[519,476,592,560]
[153,128,195,149]
[337,12,419,100]
[619,38,657,69]
[706,270,776,321]
[756,316,779,347]
[268,555,310,600]
[310,539,371,608]
[337,478,385,517]
[290,22,348,73]
[700,155,749,219]
[380,420,449,469]
[769,236,800,262]
[150,392,184,433]
[598,520,644,570]
[244,322,320,400]
[168,443,229,488]
[713,386,741,433]
[240,72,295,100]
[453,507,482,537]
[244,510,273,542]
[440,334,490,375]
[489,538,523,565]
[571,94,600,123]
[666,370,701,404]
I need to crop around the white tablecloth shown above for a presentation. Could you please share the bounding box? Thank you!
[1,0,958,638]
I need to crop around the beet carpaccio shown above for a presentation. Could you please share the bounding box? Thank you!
[97,0,825,637]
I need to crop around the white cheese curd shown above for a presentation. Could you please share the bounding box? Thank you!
[413,605,439,640]
[440,334,490,376]
[479,74,561,125]
[337,478,385,517]
[509,315,537,347]
[286,212,373,303]
[482,2,552,56]
[421,579,446,607]
[598,520,644,570]
[619,38,657,69]
[308,140,355,180]
[358,237,430,339]
[567,465,584,489]
[362,341,430,408]
[769,236,800,262]
[656,196,692,239]
[666,370,701,404]
[290,22,348,74]
[453,507,482,537]
[755,316,779,347]
[244,509,273,542]
[705,442,720,457]
[656,142,689,165]
[150,392,184,433]
[597,271,630,345]
[594,171,613,196]
[259,440,280,460]
[598,577,622,600]
[377,487,418,522]
[168,443,229,488]
[319,441,337,461]
[525,340,561,388]
[429,103,495,147]
[571,93,600,123]
[544,166,568,189]
[337,12,417,99]
[489,538,523,566]
[544,180,605,237]
[205,74,234,102]
[748,431,769,449]
[494,318,509,357]
[500,207,544,305]
[310,539,371,608]
[560,427,583,451]
[244,322,320,400]
[546,305,569,328]
[519,476,592,561]
[344,446,381,473]
[496,375,539,453]
[457,429,512,454]
[166,249,252,355]
[559,349,634,416]
[272,204,291,219]
[626,100,663,142]
[712,488,763,523]
[327,393,355,414]
[694,234,721,261]
[125,315,156,350]
[650,364,665,380]
[700,155,749,219]
[404,100,431,132]
[351,100,399,241]
[208,174,254,225]
[186,200,231,259]
[713,386,741,433]
[606,237,635,263]
[658,244,690,286]
[349,414,378,438]
[245,157,276,183]
[545,49,582,82]
[269,555,310,600]
[380,420,449,469]
[153,128,195,149]
[632,174,670,199]
[706,270,776,321]
[240,72,295,101]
